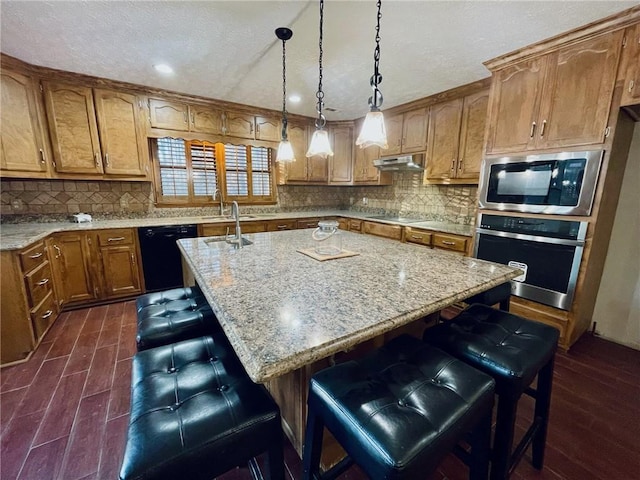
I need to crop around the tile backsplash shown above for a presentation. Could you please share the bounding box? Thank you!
[1,173,478,225]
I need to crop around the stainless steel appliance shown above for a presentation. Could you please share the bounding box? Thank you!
[138,224,198,292]
[478,150,603,215]
[474,214,588,310]
[373,154,424,171]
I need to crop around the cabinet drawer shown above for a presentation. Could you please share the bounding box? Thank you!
[432,233,468,253]
[297,218,321,229]
[97,229,135,246]
[30,290,57,340]
[404,228,432,247]
[363,221,403,241]
[200,224,231,237]
[19,241,47,272]
[349,219,363,232]
[25,260,53,307]
[267,220,297,231]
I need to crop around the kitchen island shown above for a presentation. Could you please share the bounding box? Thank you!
[178,229,521,458]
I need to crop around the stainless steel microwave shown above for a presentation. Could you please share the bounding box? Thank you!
[478,150,604,216]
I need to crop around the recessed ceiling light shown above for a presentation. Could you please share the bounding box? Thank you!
[153,64,174,74]
[288,94,301,103]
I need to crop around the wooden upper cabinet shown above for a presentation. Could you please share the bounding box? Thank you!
[486,30,623,154]
[425,89,488,183]
[191,104,224,134]
[457,90,489,179]
[43,82,103,174]
[425,98,463,180]
[284,123,308,182]
[485,57,546,154]
[148,98,189,130]
[224,111,255,139]
[307,152,328,182]
[255,116,281,142]
[536,29,623,150]
[385,108,429,155]
[329,126,353,184]
[94,89,147,176]
[0,70,50,175]
[402,107,429,153]
[618,22,640,107]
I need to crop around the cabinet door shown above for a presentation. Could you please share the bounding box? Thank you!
[329,127,353,183]
[285,123,308,182]
[354,143,381,183]
[307,154,328,182]
[401,107,428,153]
[148,98,189,131]
[255,116,281,141]
[94,89,147,176]
[0,71,49,174]
[485,57,547,154]
[43,82,103,174]
[425,99,463,180]
[49,232,97,305]
[536,30,623,150]
[100,245,142,299]
[620,23,640,107]
[457,90,489,180]
[384,113,404,155]
[190,104,224,134]
[225,112,255,139]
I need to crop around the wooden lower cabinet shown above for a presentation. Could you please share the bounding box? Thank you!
[431,232,469,254]
[403,227,432,247]
[1,241,59,366]
[362,221,403,241]
[48,228,142,308]
[49,231,98,306]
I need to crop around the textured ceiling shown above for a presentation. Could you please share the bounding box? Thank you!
[1,1,637,120]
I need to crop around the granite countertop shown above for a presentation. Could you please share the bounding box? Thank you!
[0,211,474,251]
[178,229,520,383]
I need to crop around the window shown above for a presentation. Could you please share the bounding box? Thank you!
[152,138,275,206]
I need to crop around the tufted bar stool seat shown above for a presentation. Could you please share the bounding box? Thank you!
[119,335,284,480]
[423,304,559,480]
[135,287,219,351]
[302,334,496,480]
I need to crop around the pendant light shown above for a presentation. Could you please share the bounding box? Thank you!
[275,27,295,163]
[356,0,388,150]
[306,0,333,158]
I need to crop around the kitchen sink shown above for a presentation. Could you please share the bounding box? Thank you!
[203,236,253,248]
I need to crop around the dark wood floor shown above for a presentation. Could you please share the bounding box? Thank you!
[1,301,639,480]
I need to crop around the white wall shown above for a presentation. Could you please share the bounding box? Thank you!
[592,123,640,350]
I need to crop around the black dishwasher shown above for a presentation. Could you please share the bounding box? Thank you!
[138,225,198,292]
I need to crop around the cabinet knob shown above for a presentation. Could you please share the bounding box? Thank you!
[629,80,635,93]
[451,159,456,171]
[29,252,43,259]
[458,159,463,171]
[41,310,53,320]
[107,236,125,242]
[540,120,547,137]
[36,278,50,286]
[39,149,46,164]
[105,153,110,167]
[529,122,536,139]
[95,153,101,168]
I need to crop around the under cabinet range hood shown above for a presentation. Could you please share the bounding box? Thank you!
[373,154,424,171]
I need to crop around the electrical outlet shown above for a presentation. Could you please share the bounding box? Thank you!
[11,199,23,211]
[362,197,368,205]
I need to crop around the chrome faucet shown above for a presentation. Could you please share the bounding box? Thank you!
[213,189,225,216]
[226,201,243,247]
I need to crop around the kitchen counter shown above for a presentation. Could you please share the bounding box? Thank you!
[0,211,474,251]
[178,229,520,383]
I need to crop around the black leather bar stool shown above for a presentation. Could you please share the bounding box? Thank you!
[119,335,284,480]
[135,286,218,351]
[423,304,559,480]
[302,334,496,480]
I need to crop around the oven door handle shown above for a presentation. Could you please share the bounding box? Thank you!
[476,228,585,247]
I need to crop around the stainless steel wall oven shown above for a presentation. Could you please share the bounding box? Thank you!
[474,214,588,310]
[478,150,604,216]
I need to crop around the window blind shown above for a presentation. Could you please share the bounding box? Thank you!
[224,144,249,196]
[157,138,188,196]
[190,142,217,196]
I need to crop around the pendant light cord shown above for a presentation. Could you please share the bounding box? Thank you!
[281,36,288,140]
[315,0,326,129]
[370,0,383,110]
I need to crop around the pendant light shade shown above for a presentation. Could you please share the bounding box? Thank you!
[356,0,388,150]
[275,27,295,163]
[306,0,333,159]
